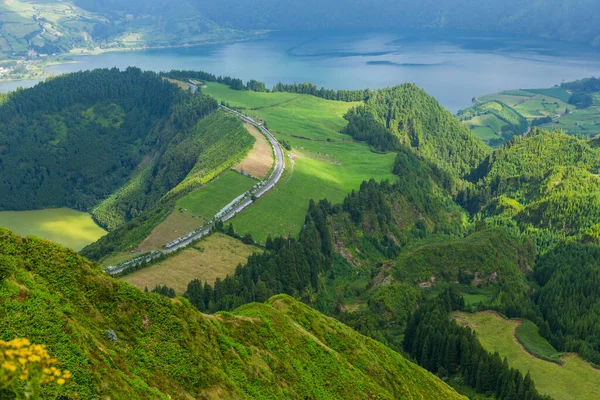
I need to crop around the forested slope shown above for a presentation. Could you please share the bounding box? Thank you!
[0,68,255,239]
[462,129,600,250]
[0,228,465,400]
[344,83,488,176]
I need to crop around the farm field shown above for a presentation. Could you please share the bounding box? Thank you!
[0,208,106,251]
[135,170,257,251]
[203,83,300,109]
[470,86,600,138]
[454,311,600,400]
[122,233,261,294]
[233,123,274,179]
[204,83,397,241]
[516,320,564,364]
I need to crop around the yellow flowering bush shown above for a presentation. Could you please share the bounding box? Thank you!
[0,338,71,399]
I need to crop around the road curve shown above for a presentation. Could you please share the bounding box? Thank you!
[105,105,285,275]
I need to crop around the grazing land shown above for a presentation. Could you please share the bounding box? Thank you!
[468,85,600,140]
[454,311,600,400]
[0,208,106,250]
[516,320,564,364]
[204,83,397,242]
[121,233,261,294]
[233,123,274,178]
[134,171,257,250]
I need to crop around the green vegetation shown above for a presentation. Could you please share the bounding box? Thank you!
[203,83,300,109]
[469,78,600,140]
[458,101,528,146]
[405,290,549,400]
[0,228,465,399]
[177,171,257,222]
[0,208,106,251]
[393,228,534,287]
[201,82,396,242]
[81,109,255,261]
[462,129,600,250]
[516,321,564,364]
[0,68,216,228]
[344,83,488,176]
[455,312,600,400]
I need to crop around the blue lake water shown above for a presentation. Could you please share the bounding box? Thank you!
[3,30,600,112]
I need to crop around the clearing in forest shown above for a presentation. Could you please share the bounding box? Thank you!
[454,311,600,400]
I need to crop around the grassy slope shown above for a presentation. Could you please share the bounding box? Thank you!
[454,312,600,400]
[203,83,397,242]
[0,228,465,399]
[516,320,564,364]
[0,208,106,251]
[122,233,261,294]
[475,87,600,137]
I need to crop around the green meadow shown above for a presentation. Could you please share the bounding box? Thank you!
[203,83,300,109]
[177,170,257,222]
[454,312,600,400]
[0,208,106,250]
[204,83,397,241]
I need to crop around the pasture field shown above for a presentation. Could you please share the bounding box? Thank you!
[202,83,300,109]
[204,82,396,242]
[0,208,106,251]
[122,233,261,294]
[525,87,572,102]
[231,143,396,242]
[513,96,570,118]
[543,107,600,136]
[469,126,498,141]
[133,170,257,252]
[454,311,600,400]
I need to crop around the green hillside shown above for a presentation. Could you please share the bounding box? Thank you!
[462,129,600,249]
[344,83,488,176]
[0,228,465,399]
[458,100,529,146]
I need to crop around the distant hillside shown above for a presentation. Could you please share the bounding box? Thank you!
[344,83,488,177]
[2,0,600,58]
[458,100,529,147]
[0,228,465,399]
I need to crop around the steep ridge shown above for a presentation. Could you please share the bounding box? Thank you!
[0,228,465,399]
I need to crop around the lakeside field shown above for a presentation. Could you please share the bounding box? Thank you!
[0,208,106,251]
[454,311,600,400]
[122,233,261,294]
[203,83,397,242]
[468,87,600,141]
